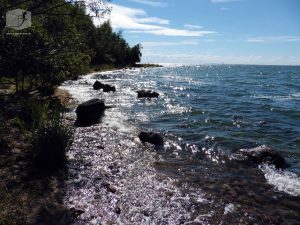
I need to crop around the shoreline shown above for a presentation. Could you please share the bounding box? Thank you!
[59,66,300,224]
[1,64,300,224]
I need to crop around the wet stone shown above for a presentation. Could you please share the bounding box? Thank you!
[70,208,85,218]
[136,90,159,98]
[139,131,164,145]
[115,207,121,215]
[93,81,105,90]
[143,210,150,217]
[103,182,117,193]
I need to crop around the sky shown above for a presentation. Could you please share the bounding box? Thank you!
[96,0,300,65]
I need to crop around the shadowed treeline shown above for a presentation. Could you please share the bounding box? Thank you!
[0,0,142,95]
[0,1,143,224]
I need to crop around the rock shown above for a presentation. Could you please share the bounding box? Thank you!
[137,90,159,98]
[103,182,117,193]
[238,145,287,168]
[93,81,116,92]
[143,210,150,217]
[93,80,105,90]
[76,99,105,123]
[115,207,121,214]
[70,208,85,218]
[103,84,116,92]
[139,132,164,145]
[71,76,78,81]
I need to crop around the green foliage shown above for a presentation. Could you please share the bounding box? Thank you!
[16,98,51,131]
[12,97,73,171]
[32,118,73,171]
[0,1,142,94]
[91,21,142,66]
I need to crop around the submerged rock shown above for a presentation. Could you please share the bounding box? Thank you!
[93,81,116,92]
[238,145,287,169]
[103,84,116,92]
[76,98,105,123]
[93,80,105,90]
[139,132,164,145]
[137,90,159,98]
[103,182,117,193]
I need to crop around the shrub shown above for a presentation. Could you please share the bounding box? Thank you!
[17,97,50,131]
[32,119,73,171]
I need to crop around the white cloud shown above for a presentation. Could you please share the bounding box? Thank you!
[96,4,216,37]
[129,29,215,37]
[129,0,167,8]
[136,17,169,25]
[184,24,203,30]
[220,7,230,10]
[211,0,240,3]
[246,36,300,43]
[142,40,199,47]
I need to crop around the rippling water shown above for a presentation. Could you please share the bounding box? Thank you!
[62,65,300,224]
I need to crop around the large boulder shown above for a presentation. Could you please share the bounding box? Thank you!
[103,84,116,92]
[76,99,105,123]
[137,90,159,98]
[93,81,105,90]
[139,132,164,145]
[237,145,287,169]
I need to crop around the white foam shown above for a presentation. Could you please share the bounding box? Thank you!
[259,164,300,196]
[224,203,235,215]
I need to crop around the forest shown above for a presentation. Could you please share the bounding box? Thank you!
[0,0,142,94]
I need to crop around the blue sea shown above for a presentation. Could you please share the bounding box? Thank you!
[62,65,300,224]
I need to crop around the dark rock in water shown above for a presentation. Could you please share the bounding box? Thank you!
[76,98,105,123]
[115,207,121,214]
[103,182,117,193]
[71,76,78,81]
[139,132,164,145]
[93,80,116,92]
[93,80,105,90]
[103,84,116,92]
[137,90,159,98]
[70,208,85,218]
[238,145,287,169]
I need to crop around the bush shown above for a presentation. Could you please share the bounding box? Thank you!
[33,119,73,171]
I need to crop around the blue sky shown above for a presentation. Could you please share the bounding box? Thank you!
[97,0,300,65]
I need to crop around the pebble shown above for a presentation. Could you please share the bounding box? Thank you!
[115,207,121,214]
[143,210,150,217]
[103,182,117,193]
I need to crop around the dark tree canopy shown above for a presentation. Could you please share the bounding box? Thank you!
[0,0,142,94]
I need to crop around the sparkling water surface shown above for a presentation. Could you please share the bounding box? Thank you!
[61,65,300,224]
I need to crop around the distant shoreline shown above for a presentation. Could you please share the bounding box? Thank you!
[89,63,162,73]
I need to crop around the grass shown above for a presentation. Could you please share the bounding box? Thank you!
[32,119,73,171]
[0,75,75,224]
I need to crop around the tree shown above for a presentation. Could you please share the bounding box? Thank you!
[130,44,142,65]
[0,0,95,93]
[0,1,143,94]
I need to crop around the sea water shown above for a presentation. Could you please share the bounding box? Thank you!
[62,65,300,224]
